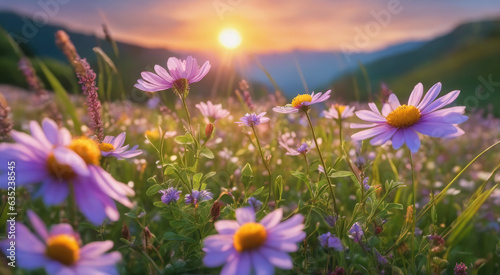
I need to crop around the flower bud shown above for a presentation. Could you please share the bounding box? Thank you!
[205,123,214,139]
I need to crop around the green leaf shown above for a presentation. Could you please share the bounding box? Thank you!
[200,147,214,159]
[290,170,308,182]
[162,232,199,244]
[93,47,118,73]
[174,134,194,145]
[193,173,203,189]
[385,203,404,211]
[252,186,265,197]
[38,61,82,134]
[241,163,254,188]
[146,184,163,196]
[328,171,353,178]
[153,201,167,208]
[202,171,216,182]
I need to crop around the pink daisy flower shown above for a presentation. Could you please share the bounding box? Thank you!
[203,207,305,275]
[134,55,210,96]
[100,132,143,159]
[324,104,356,120]
[195,101,230,123]
[0,118,135,225]
[273,90,331,113]
[0,210,121,274]
[351,82,468,153]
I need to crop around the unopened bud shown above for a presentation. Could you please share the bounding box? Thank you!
[210,201,223,221]
[205,123,214,139]
[121,222,130,241]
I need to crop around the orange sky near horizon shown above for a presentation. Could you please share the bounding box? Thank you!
[2,0,500,53]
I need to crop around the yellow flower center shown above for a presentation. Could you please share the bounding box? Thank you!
[386,105,421,128]
[291,94,312,108]
[46,235,80,266]
[99,142,115,152]
[46,153,76,181]
[335,104,346,115]
[233,223,267,252]
[68,137,101,165]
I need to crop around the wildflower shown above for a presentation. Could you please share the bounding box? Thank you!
[324,104,355,120]
[159,187,181,205]
[427,234,446,253]
[185,190,213,205]
[195,101,230,123]
[55,30,79,65]
[333,267,346,275]
[318,232,343,250]
[211,201,223,221]
[351,82,467,153]
[205,123,215,139]
[235,112,270,127]
[324,215,338,227]
[0,119,135,225]
[0,210,121,274]
[273,90,331,113]
[348,222,364,243]
[134,56,211,97]
[100,132,143,159]
[375,250,388,265]
[247,197,263,212]
[454,262,468,275]
[363,177,370,190]
[203,207,305,274]
[75,58,104,142]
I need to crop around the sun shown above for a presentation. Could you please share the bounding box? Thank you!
[218,28,242,49]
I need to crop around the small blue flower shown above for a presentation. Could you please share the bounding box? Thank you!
[318,232,343,251]
[324,215,337,227]
[185,190,213,205]
[363,177,370,191]
[375,250,388,265]
[348,222,364,243]
[248,197,263,211]
[159,187,181,205]
[235,112,270,127]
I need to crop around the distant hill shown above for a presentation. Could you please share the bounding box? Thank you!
[330,18,500,115]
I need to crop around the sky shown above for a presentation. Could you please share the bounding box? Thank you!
[1,0,500,53]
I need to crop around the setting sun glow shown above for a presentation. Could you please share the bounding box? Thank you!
[218,28,242,49]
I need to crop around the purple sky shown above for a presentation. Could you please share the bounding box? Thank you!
[1,0,500,53]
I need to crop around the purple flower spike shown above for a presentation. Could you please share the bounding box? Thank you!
[351,82,468,153]
[273,90,331,114]
[159,187,181,205]
[235,112,270,127]
[454,262,468,275]
[203,207,305,274]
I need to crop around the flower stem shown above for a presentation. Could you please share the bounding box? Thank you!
[305,111,339,215]
[251,125,276,209]
[180,96,192,133]
[408,149,417,275]
[337,118,343,154]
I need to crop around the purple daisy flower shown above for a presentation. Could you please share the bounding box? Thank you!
[0,210,121,274]
[351,82,468,153]
[203,207,305,274]
[318,232,343,251]
[273,90,331,113]
[348,222,364,243]
[159,187,181,205]
[195,101,230,123]
[235,112,270,127]
[134,55,211,94]
[100,132,143,159]
[0,118,135,225]
[324,104,355,120]
[185,189,213,205]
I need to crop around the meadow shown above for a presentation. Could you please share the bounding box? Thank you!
[0,29,500,275]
